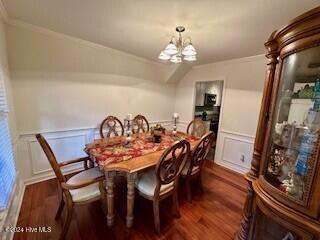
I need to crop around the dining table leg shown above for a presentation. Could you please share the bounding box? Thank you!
[126,172,137,228]
[105,171,115,227]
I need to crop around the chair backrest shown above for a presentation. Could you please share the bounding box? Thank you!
[187,118,207,137]
[36,134,66,183]
[132,114,149,133]
[155,140,190,192]
[100,115,124,138]
[188,131,214,174]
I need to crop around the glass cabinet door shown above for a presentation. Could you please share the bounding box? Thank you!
[265,45,320,202]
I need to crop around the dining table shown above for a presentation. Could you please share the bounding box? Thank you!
[84,131,201,228]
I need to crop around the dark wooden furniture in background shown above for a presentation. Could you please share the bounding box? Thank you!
[36,134,107,240]
[187,118,207,137]
[136,140,190,233]
[132,114,149,133]
[235,7,320,240]
[181,131,214,202]
[100,115,124,138]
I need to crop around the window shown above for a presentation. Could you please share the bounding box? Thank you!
[0,74,16,210]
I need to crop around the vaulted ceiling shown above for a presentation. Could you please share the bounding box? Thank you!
[2,0,320,64]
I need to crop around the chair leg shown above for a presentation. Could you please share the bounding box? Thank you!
[186,178,192,202]
[172,189,180,218]
[55,196,65,220]
[59,200,73,240]
[153,200,160,234]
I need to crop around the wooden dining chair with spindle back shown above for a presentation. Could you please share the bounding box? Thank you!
[36,134,107,240]
[186,118,207,138]
[132,114,149,133]
[135,139,191,233]
[100,115,124,138]
[181,131,214,202]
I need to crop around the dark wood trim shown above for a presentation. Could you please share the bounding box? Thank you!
[236,6,320,240]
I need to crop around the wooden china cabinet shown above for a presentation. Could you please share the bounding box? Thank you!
[235,7,320,240]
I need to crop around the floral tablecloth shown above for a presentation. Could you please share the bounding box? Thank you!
[85,133,199,167]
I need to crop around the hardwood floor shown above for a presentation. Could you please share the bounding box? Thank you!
[14,163,247,240]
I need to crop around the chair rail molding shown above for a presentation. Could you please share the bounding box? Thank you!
[17,120,173,185]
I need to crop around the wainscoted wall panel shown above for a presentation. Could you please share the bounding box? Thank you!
[176,121,254,173]
[28,133,87,174]
[19,120,172,184]
[215,130,255,173]
[222,136,253,169]
[18,119,253,183]
[176,121,189,133]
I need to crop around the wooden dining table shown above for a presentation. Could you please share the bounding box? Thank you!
[85,131,201,228]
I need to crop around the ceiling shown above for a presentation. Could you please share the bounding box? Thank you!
[2,0,320,64]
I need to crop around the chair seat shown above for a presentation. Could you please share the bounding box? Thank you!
[136,168,174,197]
[181,161,200,176]
[67,167,104,203]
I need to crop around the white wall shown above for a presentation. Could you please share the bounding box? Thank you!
[6,20,268,182]
[174,55,267,173]
[6,22,176,183]
[7,22,176,134]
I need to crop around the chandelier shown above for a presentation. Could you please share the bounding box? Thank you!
[158,26,197,63]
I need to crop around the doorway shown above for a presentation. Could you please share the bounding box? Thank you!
[194,80,224,161]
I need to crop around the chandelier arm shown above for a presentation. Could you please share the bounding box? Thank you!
[170,36,177,44]
[183,36,192,47]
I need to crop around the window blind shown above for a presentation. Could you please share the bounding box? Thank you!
[0,74,7,112]
[0,117,15,210]
[0,73,15,210]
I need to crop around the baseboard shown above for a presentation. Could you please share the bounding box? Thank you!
[214,160,248,174]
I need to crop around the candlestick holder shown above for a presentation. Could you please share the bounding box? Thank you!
[173,115,179,135]
[124,118,133,144]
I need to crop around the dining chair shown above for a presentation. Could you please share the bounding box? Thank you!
[100,115,124,138]
[186,118,207,137]
[135,140,190,233]
[180,131,214,202]
[36,134,107,240]
[132,114,149,133]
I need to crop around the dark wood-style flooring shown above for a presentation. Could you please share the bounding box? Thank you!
[14,163,247,240]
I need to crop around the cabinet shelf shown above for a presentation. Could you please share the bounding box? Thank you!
[272,140,314,154]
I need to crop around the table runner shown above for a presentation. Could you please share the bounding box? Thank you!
[85,132,199,167]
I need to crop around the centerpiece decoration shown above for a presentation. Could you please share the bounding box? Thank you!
[150,124,166,143]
